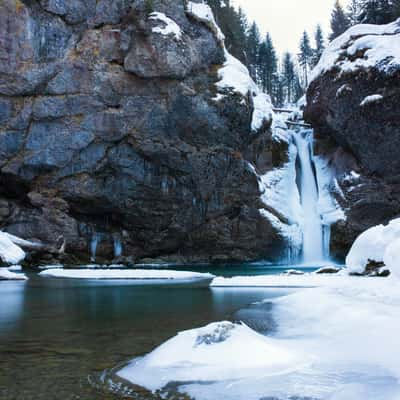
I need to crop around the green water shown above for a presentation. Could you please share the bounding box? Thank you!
[0,265,311,400]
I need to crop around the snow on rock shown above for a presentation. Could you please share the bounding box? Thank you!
[215,51,273,132]
[346,218,400,275]
[360,94,384,107]
[251,93,273,131]
[0,232,26,265]
[311,19,400,82]
[39,268,215,281]
[149,12,182,40]
[189,3,273,132]
[0,268,28,281]
[186,1,225,43]
[117,321,305,391]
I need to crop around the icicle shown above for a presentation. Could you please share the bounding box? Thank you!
[90,232,100,262]
[113,237,122,258]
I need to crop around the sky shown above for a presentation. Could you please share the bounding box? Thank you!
[231,0,349,56]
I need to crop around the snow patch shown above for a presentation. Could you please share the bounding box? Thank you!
[360,94,383,107]
[149,12,182,41]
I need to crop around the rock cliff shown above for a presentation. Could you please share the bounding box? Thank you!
[0,0,283,265]
[305,19,400,259]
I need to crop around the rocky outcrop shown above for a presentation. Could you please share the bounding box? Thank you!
[0,0,283,265]
[305,19,400,259]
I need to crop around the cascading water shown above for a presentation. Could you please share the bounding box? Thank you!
[292,129,325,264]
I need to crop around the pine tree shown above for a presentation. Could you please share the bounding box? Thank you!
[258,33,277,94]
[393,0,400,18]
[358,0,394,24]
[330,0,350,40]
[298,31,313,87]
[274,73,285,107]
[246,22,261,80]
[312,24,325,67]
[294,74,305,103]
[282,52,295,103]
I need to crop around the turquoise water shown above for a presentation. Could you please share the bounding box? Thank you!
[0,265,312,400]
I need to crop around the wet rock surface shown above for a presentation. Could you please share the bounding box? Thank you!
[0,0,283,265]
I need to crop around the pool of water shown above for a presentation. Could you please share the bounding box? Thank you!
[0,265,300,400]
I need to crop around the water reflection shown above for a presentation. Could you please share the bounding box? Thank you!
[0,281,26,336]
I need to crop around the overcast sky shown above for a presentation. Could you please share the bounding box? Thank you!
[231,0,349,56]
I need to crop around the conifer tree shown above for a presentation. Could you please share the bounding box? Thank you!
[258,33,277,94]
[393,0,400,18]
[298,31,313,87]
[358,0,394,24]
[246,22,261,80]
[282,52,295,103]
[312,24,325,67]
[330,0,350,40]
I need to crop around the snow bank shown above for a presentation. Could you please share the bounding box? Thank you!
[0,267,28,281]
[39,268,215,281]
[118,321,305,391]
[346,218,400,276]
[117,274,400,399]
[149,12,182,40]
[211,272,352,288]
[0,232,26,265]
[311,19,400,82]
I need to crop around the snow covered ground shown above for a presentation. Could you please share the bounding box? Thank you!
[118,273,400,399]
[39,268,215,283]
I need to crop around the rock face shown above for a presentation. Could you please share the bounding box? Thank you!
[305,19,400,259]
[0,0,283,265]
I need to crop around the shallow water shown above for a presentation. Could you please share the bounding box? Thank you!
[0,265,298,400]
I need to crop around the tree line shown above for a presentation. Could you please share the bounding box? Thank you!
[207,0,400,106]
[330,0,400,40]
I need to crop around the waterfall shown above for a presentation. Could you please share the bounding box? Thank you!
[292,129,325,264]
